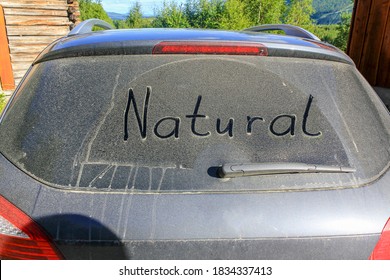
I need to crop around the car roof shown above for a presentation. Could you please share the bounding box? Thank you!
[34,27,354,65]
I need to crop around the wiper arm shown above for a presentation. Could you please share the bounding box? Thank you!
[218,162,356,178]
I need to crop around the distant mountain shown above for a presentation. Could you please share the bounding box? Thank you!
[107,11,155,20]
[312,0,353,24]
[107,12,127,21]
[284,0,353,24]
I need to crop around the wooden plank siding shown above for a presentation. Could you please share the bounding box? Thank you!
[0,0,79,90]
[348,0,390,88]
[377,8,390,87]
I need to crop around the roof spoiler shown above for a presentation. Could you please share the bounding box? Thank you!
[242,24,321,41]
[68,19,114,36]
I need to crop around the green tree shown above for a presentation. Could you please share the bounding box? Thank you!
[243,0,285,25]
[126,2,144,28]
[113,20,130,29]
[284,0,315,30]
[333,12,352,51]
[152,2,189,28]
[220,0,251,30]
[184,0,224,29]
[312,24,338,43]
[79,0,114,27]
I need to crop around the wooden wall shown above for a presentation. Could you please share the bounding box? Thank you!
[348,0,390,88]
[0,0,80,89]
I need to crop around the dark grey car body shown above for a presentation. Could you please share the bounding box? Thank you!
[1,26,389,259]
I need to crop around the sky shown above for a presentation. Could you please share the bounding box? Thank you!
[100,0,185,16]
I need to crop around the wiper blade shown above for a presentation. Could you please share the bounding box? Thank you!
[218,162,356,178]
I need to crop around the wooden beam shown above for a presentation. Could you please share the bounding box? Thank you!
[13,70,29,79]
[6,25,69,36]
[346,0,358,54]
[377,3,390,88]
[5,15,72,26]
[0,5,14,90]
[1,0,67,4]
[1,0,69,10]
[0,3,69,10]
[8,43,53,53]
[359,0,389,85]
[8,45,48,54]
[3,8,68,17]
[8,35,60,45]
[10,54,38,63]
[14,78,22,87]
[347,0,373,68]
[11,61,33,73]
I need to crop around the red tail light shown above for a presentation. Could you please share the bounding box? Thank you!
[0,195,62,260]
[369,218,390,260]
[152,41,268,56]
[303,39,339,51]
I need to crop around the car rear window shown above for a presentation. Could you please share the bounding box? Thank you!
[1,55,389,192]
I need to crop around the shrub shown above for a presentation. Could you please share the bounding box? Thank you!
[0,92,7,113]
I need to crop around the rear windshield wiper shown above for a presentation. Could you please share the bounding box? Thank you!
[218,162,356,178]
